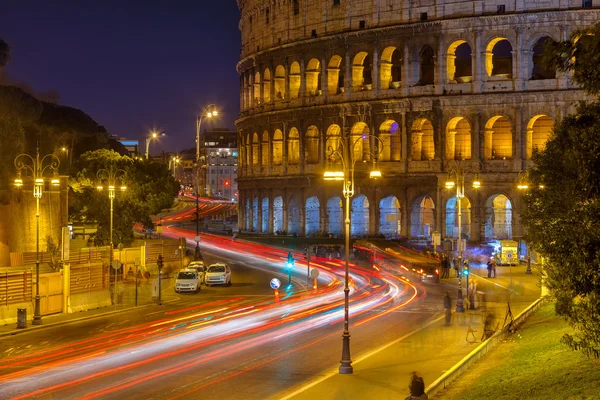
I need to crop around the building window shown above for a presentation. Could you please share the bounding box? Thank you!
[359,20,366,29]
[333,0,340,5]
[420,12,428,21]
[293,0,299,15]
[266,7,270,24]
[583,0,592,7]
[497,5,506,13]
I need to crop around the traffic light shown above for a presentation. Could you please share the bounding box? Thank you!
[224,180,230,187]
[463,264,470,277]
[157,254,164,271]
[287,252,294,269]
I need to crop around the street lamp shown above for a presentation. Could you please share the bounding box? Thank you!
[517,170,544,275]
[169,156,180,178]
[97,167,127,304]
[445,156,483,311]
[14,149,60,325]
[324,131,384,375]
[194,104,218,259]
[145,130,165,160]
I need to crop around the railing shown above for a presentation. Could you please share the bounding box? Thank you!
[0,271,33,306]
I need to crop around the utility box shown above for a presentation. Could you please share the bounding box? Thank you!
[17,308,27,329]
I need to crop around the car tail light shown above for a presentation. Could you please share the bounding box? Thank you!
[435,269,439,274]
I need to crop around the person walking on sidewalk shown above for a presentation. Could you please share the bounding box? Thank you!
[444,291,452,325]
[486,258,493,278]
[407,372,427,400]
[492,258,497,278]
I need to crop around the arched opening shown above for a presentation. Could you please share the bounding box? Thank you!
[252,197,259,231]
[350,122,371,162]
[263,68,271,103]
[411,119,435,161]
[273,196,283,232]
[380,46,402,89]
[379,120,401,161]
[239,136,245,168]
[287,196,300,234]
[274,65,286,100]
[261,131,269,166]
[419,45,435,85]
[445,197,471,239]
[304,125,319,164]
[305,58,321,96]
[287,128,300,165]
[484,194,512,240]
[245,198,251,230]
[272,129,283,165]
[531,37,556,80]
[411,195,435,237]
[351,195,370,238]
[484,116,512,160]
[245,133,252,167]
[447,41,472,83]
[486,38,513,79]
[261,197,269,232]
[526,115,554,159]
[327,196,343,237]
[379,196,401,238]
[446,117,472,160]
[253,71,261,105]
[352,52,372,90]
[252,132,259,166]
[289,61,301,99]
[305,196,320,236]
[246,71,253,108]
[327,55,344,95]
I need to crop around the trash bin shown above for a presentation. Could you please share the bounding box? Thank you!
[17,308,27,329]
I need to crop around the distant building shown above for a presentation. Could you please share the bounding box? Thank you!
[117,138,140,157]
[201,129,238,201]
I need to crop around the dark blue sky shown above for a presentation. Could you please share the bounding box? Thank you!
[1,1,241,153]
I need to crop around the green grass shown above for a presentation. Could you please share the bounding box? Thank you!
[436,303,600,400]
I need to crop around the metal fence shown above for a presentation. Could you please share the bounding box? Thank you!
[0,271,33,306]
[70,263,107,294]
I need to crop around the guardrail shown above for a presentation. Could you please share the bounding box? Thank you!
[425,297,546,399]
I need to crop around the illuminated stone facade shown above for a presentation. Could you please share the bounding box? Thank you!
[235,0,598,241]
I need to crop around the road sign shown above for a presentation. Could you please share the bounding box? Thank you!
[507,252,513,259]
[194,236,201,243]
[270,278,281,290]
[111,260,120,270]
[310,269,320,279]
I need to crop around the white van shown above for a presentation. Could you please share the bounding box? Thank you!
[175,269,200,293]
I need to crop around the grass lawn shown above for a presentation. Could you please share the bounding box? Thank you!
[434,302,600,400]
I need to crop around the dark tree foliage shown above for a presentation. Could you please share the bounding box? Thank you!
[523,23,600,358]
[69,150,180,246]
[0,37,9,67]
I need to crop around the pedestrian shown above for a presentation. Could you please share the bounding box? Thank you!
[406,371,427,400]
[444,291,452,325]
[492,258,497,278]
[441,256,448,278]
[486,258,493,278]
[453,258,459,277]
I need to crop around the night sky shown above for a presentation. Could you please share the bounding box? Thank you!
[1,1,241,153]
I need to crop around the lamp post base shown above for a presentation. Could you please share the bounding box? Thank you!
[195,243,201,260]
[339,331,353,374]
[32,296,42,325]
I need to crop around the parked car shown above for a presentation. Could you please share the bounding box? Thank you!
[175,269,201,293]
[186,260,206,283]
[205,263,232,286]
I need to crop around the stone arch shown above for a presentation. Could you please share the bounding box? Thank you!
[379,120,401,161]
[526,115,554,159]
[288,128,300,165]
[351,195,370,238]
[263,68,271,103]
[419,45,435,85]
[289,61,301,99]
[445,197,471,239]
[261,197,269,232]
[239,135,245,168]
[252,132,259,166]
[252,196,259,231]
[411,118,435,161]
[245,198,251,230]
[305,125,320,164]
[272,129,283,165]
[411,195,435,237]
[446,117,472,160]
[484,194,512,240]
[380,46,402,89]
[305,58,321,96]
[447,40,472,83]
[274,65,286,100]
[253,71,261,105]
[287,196,300,234]
[352,52,372,90]
[261,131,269,166]
[327,55,344,95]
[484,116,512,160]
[486,38,513,78]
[379,195,401,238]
[350,122,371,162]
[530,36,556,80]
[273,196,283,232]
[326,196,343,237]
[305,196,320,236]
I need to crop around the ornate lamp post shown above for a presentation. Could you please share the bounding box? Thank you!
[14,149,60,325]
[97,167,127,304]
[194,104,217,259]
[445,156,482,311]
[145,130,165,160]
[324,131,384,374]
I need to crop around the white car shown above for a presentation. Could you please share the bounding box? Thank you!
[205,263,232,286]
[186,261,206,284]
[175,269,201,293]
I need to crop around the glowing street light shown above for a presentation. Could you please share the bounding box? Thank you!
[145,130,165,160]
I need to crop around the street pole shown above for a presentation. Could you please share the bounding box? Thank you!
[34,194,41,325]
[306,246,311,286]
[340,183,352,374]
[109,189,114,305]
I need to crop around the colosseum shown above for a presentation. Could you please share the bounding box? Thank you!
[235,0,597,244]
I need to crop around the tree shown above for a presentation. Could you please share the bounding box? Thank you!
[0,37,10,68]
[523,24,600,358]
